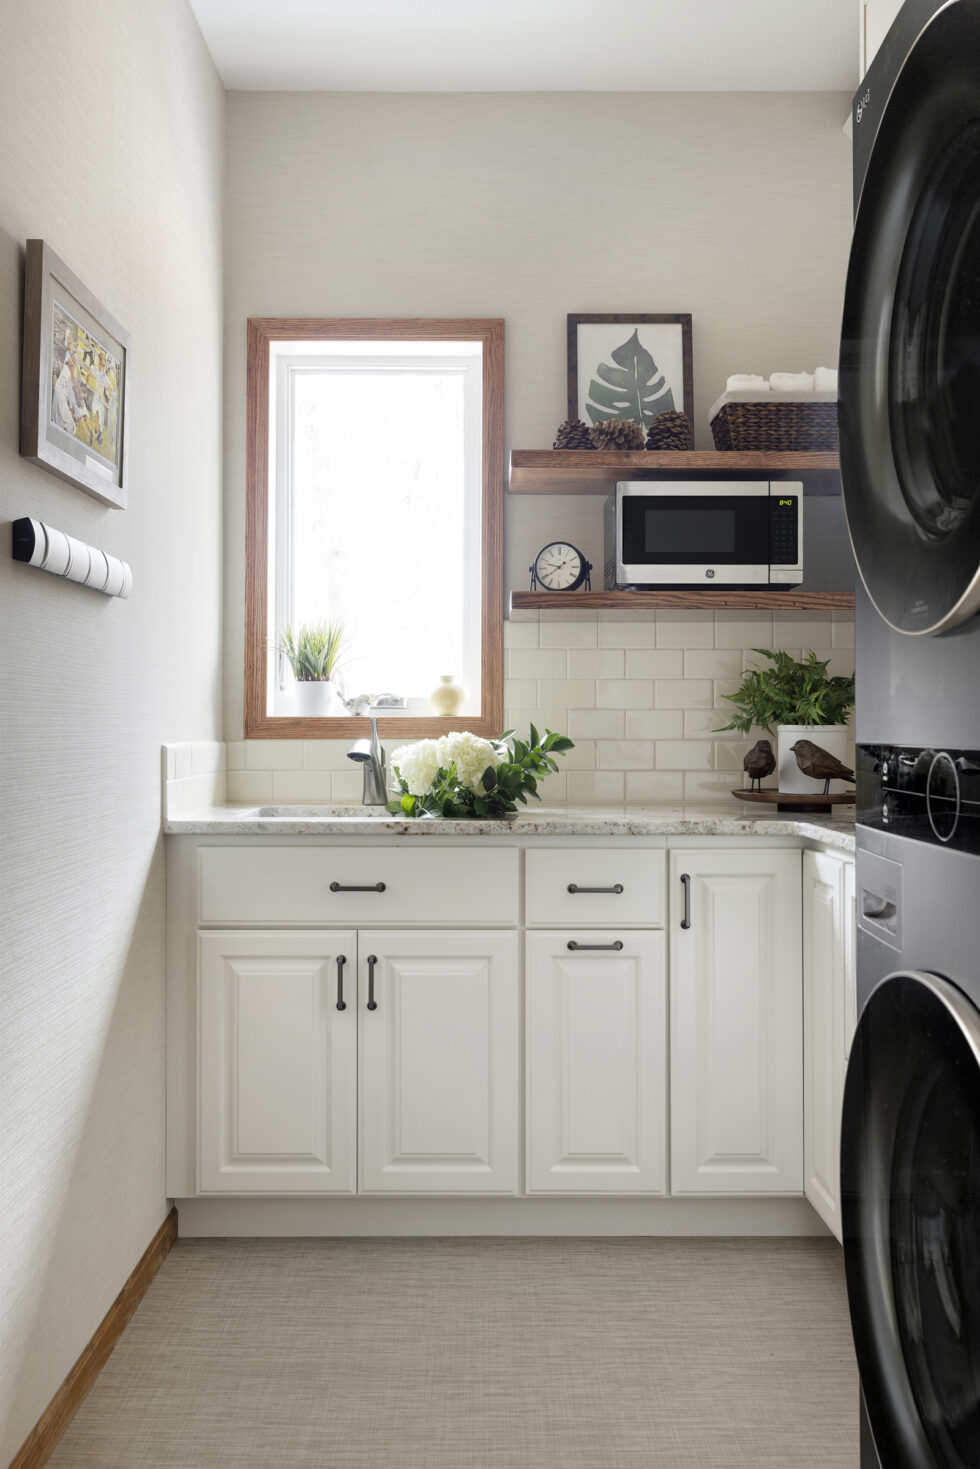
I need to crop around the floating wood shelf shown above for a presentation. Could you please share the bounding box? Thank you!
[509,449,841,495]
[510,590,854,614]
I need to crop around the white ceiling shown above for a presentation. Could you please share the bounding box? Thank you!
[188,0,858,93]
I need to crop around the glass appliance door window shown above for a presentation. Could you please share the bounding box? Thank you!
[620,494,768,565]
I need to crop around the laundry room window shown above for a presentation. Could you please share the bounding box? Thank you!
[244,319,504,738]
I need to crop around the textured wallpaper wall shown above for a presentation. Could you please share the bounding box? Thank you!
[222,90,853,764]
[0,2,223,1458]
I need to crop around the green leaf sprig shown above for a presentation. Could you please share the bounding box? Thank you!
[716,649,855,737]
[278,620,347,682]
[386,725,574,820]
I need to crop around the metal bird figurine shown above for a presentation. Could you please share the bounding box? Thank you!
[743,738,776,792]
[791,738,855,794]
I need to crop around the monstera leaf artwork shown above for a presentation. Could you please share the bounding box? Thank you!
[586,329,675,429]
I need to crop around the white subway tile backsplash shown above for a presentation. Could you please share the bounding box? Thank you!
[626,770,684,802]
[655,679,714,709]
[504,619,540,649]
[567,649,625,679]
[539,607,596,623]
[271,770,334,803]
[246,739,304,770]
[595,739,655,770]
[507,648,566,680]
[538,678,596,708]
[597,679,654,709]
[683,648,745,680]
[624,649,685,680]
[655,740,714,771]
[656,612,714,649]
[226,769,274,803]
[625,709,685,740]
[567,709,626,739]
[214,614,856,811]
[541,619,596,648]
[568,770,625,803]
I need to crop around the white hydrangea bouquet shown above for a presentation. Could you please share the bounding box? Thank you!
[387,726,574,819]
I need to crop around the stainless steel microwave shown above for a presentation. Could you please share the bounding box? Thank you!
[603,481,803,588]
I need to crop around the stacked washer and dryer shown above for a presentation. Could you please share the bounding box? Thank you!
[839,1,980,1465]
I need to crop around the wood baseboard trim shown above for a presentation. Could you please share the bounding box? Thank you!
[9,1206,178,1469]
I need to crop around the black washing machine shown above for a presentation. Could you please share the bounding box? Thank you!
[845,748,980,1468]
[840,2,980,1464]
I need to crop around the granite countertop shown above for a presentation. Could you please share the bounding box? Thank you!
[164,802,855,852]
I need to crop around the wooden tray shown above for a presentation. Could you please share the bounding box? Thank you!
[732,789,854,813]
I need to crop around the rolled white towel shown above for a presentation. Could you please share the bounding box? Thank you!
[813,366,838,393]
[726,373,769,392]
[769,371,815,393]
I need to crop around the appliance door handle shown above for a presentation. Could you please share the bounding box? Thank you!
[566,940,624,951]
[335,954,347,1011]
[862,891,896,921]
[680,873,691,929]
[330,882,386,893]
[366,954,378,1010]
[567,883,624,895]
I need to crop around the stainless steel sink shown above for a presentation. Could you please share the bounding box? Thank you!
[240,805,393,819]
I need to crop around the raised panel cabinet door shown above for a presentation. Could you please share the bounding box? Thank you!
[198,930,357,1194]
[803,851,846,1240]
[525,931,667,1194]
[358,930,519,1194]
[669,849,803,1195]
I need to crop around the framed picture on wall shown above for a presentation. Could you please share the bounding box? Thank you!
[567,313,693,433]
[21,240,130,509]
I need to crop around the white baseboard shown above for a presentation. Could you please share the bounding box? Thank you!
[176,1196,831,1239]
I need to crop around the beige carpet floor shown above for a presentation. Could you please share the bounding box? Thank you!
[49,1237,858,1468]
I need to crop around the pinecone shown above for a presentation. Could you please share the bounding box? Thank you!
[553,418,595,450]
[645,411,694,451]
[589,417,646,451]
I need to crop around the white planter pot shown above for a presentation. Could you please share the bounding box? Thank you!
[777,724,850,794]
[292,680,345,717]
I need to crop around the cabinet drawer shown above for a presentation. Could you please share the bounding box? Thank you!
[198,846,519,925]
[525,848,665,927]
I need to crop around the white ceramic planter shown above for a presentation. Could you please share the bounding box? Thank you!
[777,723,850,794]
[292,679,345,717]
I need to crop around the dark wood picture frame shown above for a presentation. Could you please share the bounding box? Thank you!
[244,317,504,741]
[21,240,130,509]
[567,312,693,428]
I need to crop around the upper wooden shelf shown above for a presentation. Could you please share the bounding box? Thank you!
[508,449,841,495]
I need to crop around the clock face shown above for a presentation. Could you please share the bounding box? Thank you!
[535,542,583,590]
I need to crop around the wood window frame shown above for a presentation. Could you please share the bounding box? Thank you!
[244,317,504,740]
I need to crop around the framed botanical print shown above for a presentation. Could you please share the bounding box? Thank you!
[21,240,130,509]
[567,313,693,433]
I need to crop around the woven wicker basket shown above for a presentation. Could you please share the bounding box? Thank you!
[709,394,839,453]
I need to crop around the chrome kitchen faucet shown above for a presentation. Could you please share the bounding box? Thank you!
[347,716,387,806]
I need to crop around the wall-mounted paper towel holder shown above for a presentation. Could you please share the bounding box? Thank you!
[11,518,132,598]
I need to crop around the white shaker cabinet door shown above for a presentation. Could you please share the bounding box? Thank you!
[358,930,519,1194]
[198,930,357,1194]
[669,849,803,1195]
[803,851,848,1240]
[525,930,667,1194]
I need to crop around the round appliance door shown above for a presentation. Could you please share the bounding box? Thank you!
[842,970,980,1467]
[839,0,980,636]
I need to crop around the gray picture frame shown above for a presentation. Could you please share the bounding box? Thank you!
[567,313,693,431]
[21,239,130,509]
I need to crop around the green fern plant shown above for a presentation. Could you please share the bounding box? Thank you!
[716,649,855,736]
[278,620,347,682]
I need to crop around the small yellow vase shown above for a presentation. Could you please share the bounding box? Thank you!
[430,674,465,715]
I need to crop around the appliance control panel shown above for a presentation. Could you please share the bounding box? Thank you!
[858,743,980,853]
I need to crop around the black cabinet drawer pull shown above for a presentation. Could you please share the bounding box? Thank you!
[567,940,624,952]
[567,883,624,895]
[366,954,378,1010]
[329,881,386,893]
[335,954,347,1011]
[680,873,691,930]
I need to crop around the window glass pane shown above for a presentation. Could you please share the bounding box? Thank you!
[288,363,477,707]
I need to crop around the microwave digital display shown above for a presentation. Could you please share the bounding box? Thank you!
[646,508,736,555]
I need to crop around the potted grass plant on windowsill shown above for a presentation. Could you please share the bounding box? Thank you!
[278,620,347,717]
